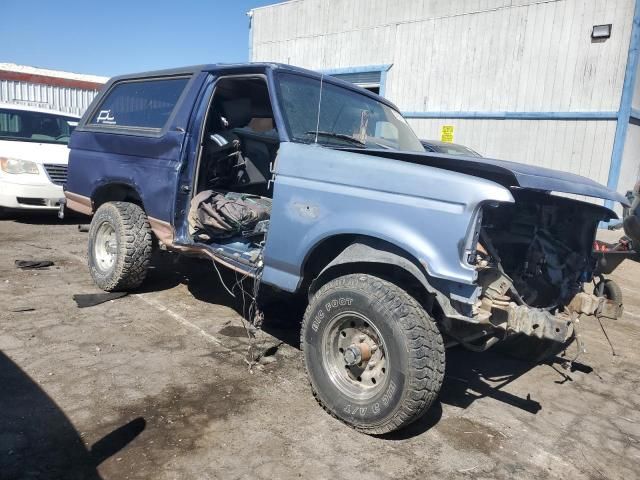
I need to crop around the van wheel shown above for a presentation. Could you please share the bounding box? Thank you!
[88,201,152,291]
[301,274,445,435]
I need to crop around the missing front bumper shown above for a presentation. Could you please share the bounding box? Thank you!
[487,290,621,344]
[501,304,572,342]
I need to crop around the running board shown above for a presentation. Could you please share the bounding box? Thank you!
[168,242,259,277]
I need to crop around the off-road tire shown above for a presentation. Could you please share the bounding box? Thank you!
[301,274,445,435]
[88,201,152,291]
[595,279,623,306]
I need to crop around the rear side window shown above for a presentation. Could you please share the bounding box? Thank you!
[89,77,189,130]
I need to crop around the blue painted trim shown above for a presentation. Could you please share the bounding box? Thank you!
[321,64,393,75]
[320,64,393,97]
[402,111,618,120]
[606,0,640,208]
[631,107,640,121]
[404,111,618,120]
[379,68,389,97]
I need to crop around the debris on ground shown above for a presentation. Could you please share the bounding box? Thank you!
[73,292,128,308]
[77,225,89,233]
[8,307,36,313]
[255,341,283,364]
[15,260,54,270]
[25,243,52,250]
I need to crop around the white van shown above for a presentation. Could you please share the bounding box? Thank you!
[0,103,79,211]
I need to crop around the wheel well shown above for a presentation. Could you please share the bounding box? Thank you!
[302,234,359,284]
[92,183,144,210]
[302,235,437,313]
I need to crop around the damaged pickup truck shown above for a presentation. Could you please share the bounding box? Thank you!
[63,63,633,434]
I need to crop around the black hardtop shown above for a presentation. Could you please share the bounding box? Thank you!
[102,62,400,111]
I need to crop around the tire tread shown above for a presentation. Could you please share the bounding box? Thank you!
[300,273,445,435]
[88,201,152,291]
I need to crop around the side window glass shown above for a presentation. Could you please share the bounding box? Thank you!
[89,77,189,130]
[0,111,21,134]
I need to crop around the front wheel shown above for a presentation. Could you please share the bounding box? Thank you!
[88,201,152,291]
[301,274,445,435]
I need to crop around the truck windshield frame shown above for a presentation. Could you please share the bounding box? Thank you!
[275,72,425,153]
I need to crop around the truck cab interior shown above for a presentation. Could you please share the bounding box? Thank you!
[189,76,280,270]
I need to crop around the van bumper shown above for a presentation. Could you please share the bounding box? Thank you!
[0,179,64,210]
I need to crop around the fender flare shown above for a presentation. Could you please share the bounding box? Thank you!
[309,237,479,319]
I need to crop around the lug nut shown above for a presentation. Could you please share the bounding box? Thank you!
[343,345,362,366]
[359,335,366,342]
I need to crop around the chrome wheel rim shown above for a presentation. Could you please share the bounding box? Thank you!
[94,221,117,273]
[321,311,388,401]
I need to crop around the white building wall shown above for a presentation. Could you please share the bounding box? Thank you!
[409,118,617,185]
[252,0,633,112]
[251,0,637,196]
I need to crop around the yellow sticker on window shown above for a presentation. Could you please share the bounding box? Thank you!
[441,125,454,143]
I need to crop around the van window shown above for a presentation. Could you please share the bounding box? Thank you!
[0,107,77,145]
[89,77,189,130]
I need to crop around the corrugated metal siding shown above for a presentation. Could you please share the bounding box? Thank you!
[0,79,99,116]
[251,0,638,198]
[619,123,640,193]
[389,0,633,112]
[408,118,616,185]
[253,0,634,112]
[330,71,382,85]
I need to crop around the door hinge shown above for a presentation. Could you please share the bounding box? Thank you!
[180,184,191,194]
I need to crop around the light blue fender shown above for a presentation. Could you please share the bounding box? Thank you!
[261,142,514,296]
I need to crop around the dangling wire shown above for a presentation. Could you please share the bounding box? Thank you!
[597,315,617,357]
[211,259,235,298]
[227,261,266,372]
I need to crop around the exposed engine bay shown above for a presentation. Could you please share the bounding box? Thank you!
[481,190,605,310]
[451,190,624,350]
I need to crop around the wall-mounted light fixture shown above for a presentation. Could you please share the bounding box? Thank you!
[592,24,612,40]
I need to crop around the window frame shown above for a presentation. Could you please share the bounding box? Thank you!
[192,73,281,198]
[80,74,195,138]
[273,71,422,151]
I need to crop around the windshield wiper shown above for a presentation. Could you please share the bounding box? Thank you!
[373,142,397,150]
[304,131,366,147]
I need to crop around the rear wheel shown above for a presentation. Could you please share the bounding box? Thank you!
[301,274,445,434]
[88,201,152,291]
[595,279,623,306]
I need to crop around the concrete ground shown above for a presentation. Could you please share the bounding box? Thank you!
[1,213,639,480]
